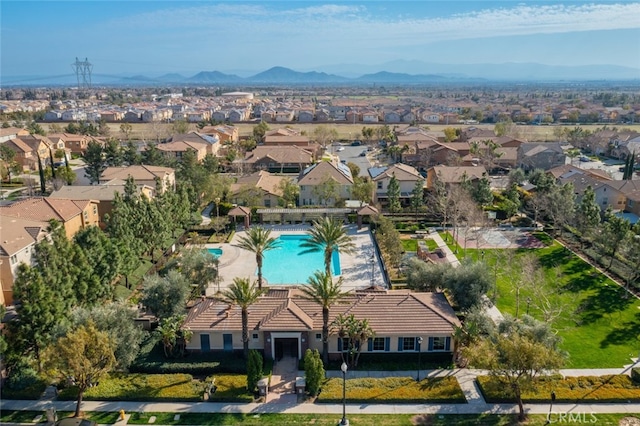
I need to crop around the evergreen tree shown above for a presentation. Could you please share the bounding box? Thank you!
[123,140,141,165]
[304,349,324,396]
[84,140,105,184]
[104,138,124,167]
[387,174,401,213]
[410,178,425,218]
[575,186,601,243]
[246,349,263,394]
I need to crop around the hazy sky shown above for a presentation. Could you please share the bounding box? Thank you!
[2,0,639,78]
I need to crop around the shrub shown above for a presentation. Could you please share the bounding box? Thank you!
[204,374,254,402]
[1,366,47,400]
[316,376,464,404]
[477,375,640,403]
[57,373,203,401]
[304,349,324,397]
[632,368,640,384]
[246,350,263,394]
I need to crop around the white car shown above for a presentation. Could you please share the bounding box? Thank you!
[336,147,345,152]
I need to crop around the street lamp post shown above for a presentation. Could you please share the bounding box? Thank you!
[417,337,423,382]
[340,362,349,426]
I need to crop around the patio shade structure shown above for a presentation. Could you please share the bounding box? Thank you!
[228,206,252,229]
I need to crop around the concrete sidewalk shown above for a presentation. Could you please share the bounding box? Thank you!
[2,398,639,417]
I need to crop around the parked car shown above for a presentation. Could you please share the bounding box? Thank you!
[359,150,367,157]
[351,140,362,146]
[580,156,591,162]
[336,147,345,152]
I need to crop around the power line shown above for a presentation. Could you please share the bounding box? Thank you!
[71,57,93,89]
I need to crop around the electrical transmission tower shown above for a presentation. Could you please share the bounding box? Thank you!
[71,57,93,89]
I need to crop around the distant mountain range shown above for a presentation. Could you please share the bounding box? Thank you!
[3,62,639,86]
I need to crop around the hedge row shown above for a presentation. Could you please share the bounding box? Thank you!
[477,375,640,403]
[56,373,254,403]
[58,373,204,402]
[316,376,465,404]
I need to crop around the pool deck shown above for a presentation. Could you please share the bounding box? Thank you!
[205,224,382,295]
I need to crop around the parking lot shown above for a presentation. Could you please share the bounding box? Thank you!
[330,143,376,177]
[570,157,627,180]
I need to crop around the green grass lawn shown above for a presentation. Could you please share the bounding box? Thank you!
[465,242,640,368]
[401,239,417,252]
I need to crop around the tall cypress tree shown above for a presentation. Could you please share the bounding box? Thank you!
[37,155,46,194]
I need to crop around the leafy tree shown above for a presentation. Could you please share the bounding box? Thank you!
[443,127,457,142]
[444,259,492,311]
[42,321,116,417]
[387,174,401,213]
[527,169,555,193]
[168,246,219,296]
[252,121,270,143]
[300,271,346,365]
[332,313,374,369]
[155,315,192,358]
[575,185,601,243]
[406,258,450,292]
[140,196,171,261]
[541,183,575,236]
[312,175,340,207]
[120,122,133,140]
[462,315,565,421]
[68,303,144,370]
[277,177,300,207]
[374,215,403,270]
[220,278,263,358]
[312,125,338,149]
[622,223,640,289]
[597,210,630,269]
[83,140,105,184]
[172,119,190,134]
[303,348,324,396]
[351,177,374,205]
[236,227,280,290]
[470,176,493,207]
[246,349,263,394]
[508,168,526,187]
[140,270,191,320]
[0,144,22,183]
[27,121,46,135]
[301,218,355,277]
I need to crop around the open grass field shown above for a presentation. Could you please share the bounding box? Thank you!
[462,241,640,369]
[61,122,640,143]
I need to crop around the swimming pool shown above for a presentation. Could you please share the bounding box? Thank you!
[261,235,341,285]
[207,248,223,258]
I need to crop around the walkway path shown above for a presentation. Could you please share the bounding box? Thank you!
[429,230,460,267]
[200,203,213,225]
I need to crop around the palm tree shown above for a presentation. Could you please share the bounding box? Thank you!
[299,271,346,365]
[300,218,356,276]
[220,277,263,359]
[235,227,280,290]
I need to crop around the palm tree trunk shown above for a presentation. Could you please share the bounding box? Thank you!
[322,307,329,365]
[325,250,332,277]
[242,308,249,359]
[257,256,263,289]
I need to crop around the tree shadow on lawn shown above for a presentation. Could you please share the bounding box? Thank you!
[574,284,635,326]
[562,268,602,293]
[600,311,640,348]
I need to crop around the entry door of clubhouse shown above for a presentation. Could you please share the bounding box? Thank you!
[223,334,233,351]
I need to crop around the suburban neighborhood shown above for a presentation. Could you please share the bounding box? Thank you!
[1,82,640,426]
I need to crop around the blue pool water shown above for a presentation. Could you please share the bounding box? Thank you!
[261,235,341,285]
[207,248,223,258]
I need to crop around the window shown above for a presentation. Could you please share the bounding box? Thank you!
[264,199,271,207]
[10,255,18,264]
[432,337,446,351]
[84,211,89,220]
[372,337,385,351]
[402,337,416,351]
[93,206,97,215]
[340,338,350,352]
[377,181,383,190]
[252,333,259,340]
[315,333,322,340]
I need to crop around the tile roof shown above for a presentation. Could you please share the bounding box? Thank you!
[430,165,488,183]
[183,289,460,335]
[0,197,86,222]
[373,163,422,182]
[102,165,175,181]
[0,214,47,256]
[298,161,354,185]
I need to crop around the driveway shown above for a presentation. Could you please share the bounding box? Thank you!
[330,144,375,177]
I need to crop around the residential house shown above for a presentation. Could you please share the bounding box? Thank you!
[425,165,488,189]
[0,127,29,143]
[242,145,314,174]
[101,165,176,193]
[607,180,640,216]
[230,171,287,208]
[124,110,143,122]
[384,111,402,123]
[49,180,155,227]
[200,124,239,143]
[371,163,424,205]
[48,133,91,155]
[155,140,208,162]
[558,173,624,212]
[2,134,54,170]
[0,197,100,241]
[275,110,295,122]
[610,136,640,162]
[362,110,380,123]
[298,160,354,206]
[182,288,460,362]
[0,215,48,305]
[298,110,315,122]
[517,142,567,171]
[169,132,220,156]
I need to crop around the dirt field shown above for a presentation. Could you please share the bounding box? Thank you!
[64,122,640,143]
